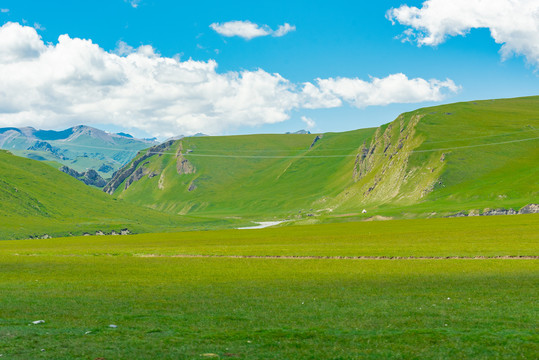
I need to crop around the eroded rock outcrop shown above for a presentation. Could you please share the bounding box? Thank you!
[124,167,146,190]
[519,204,539,214]
[327,113,450,211]
[447,204,539,218]
[310,135,323,149]
[60,166,107,188]
[103,140,175,194]
[176,141,196,175]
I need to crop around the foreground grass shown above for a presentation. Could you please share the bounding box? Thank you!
[0,215,537,359]
[0,258,537,359]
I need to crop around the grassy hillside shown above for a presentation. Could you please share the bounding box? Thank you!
[109,96,539,221]
[331,96,539,217]
[107,129,376,217]
[0,150,242,240]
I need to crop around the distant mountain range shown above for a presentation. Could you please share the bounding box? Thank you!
[0,125,157,181]
[285,129,311,134]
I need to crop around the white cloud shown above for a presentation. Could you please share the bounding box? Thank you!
[210,20,295,40]
[273,23,296,37]
[301,116,315,129]
[0,22,46,63]
[127,0,141,8]
[33,22,45,31]
[114,40,134,56]
[387,0,539,66]
[0,9,9,13]
[210,21,270,40]
[0,23,460,137]
[301,74,459,109]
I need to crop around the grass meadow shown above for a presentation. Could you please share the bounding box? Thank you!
[0,215,537,359]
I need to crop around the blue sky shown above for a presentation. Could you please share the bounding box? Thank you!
[0,0,537,138]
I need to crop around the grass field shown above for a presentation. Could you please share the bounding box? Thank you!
[0,215,537,359]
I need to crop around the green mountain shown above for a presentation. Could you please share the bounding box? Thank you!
[0,125,157,179]
[106,96,539,221]
[0,150,241,240]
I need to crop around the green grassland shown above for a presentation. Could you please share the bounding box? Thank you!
[0,215,537,359]
[5,214,539,258]
[109,96,539,223]
[0,150,245,240]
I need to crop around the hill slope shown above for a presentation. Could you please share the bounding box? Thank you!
[0,125,156,179]
[107,96,539,220]
[331,96,539,217]
[0,150,241,239]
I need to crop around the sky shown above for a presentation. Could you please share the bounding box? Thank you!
[0,0,538,139]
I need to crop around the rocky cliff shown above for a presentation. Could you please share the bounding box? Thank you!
[60,166,107,188]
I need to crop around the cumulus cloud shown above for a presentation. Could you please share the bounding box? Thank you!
[303,74,460,109]
[0,22,459,137]
[0,22,46,63]
[301,116,315,129]
[210,20,295,40]
[387,0,539,66]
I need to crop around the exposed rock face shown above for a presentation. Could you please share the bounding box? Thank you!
[177,156,195,174]
[332,113,449,209]
[103,140,175,194]
[310,135,322,148]
[158,172,165,190]
[84,169,106,186]
[176,141,196,175]
[447,204,539,218]
[188,181,197,192]
[124,167,146,190]
[353,143,370,181]
[60,165,80,178]
[60,166,107,188]
[482,208,517,216]
[519,204,539,214]
[352,115,423,187]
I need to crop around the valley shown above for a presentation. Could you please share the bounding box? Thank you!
[0,96,538,240]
